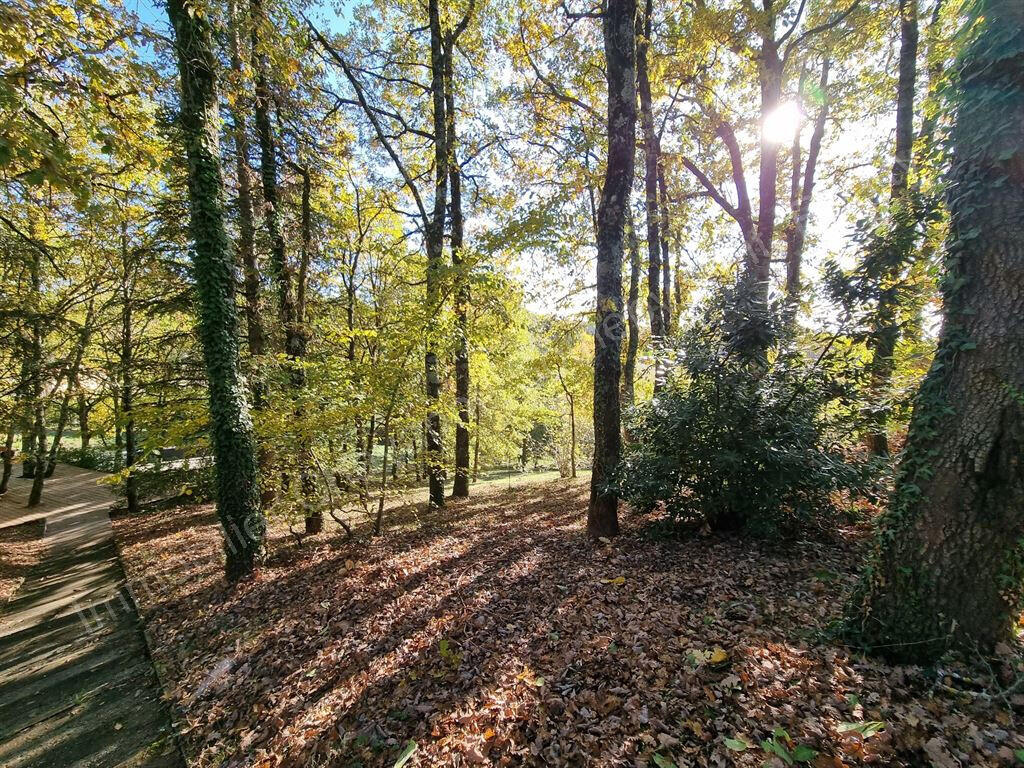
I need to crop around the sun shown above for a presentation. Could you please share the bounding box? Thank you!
[762,101,802,145]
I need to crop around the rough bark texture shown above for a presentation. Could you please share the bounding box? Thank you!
[865,0,919,456]
[848,0,1024,661]
[167,0,265,580]
[588,0,637,538]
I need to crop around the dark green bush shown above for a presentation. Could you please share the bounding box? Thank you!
[112,461,216,505]
[616,288,871,537]
[55,445,119,472]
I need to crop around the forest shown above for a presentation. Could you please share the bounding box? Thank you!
[0,0,1022,765]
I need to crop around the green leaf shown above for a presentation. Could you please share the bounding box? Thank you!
[792,744,818,762]
[394,740,417,768]
[724,737,752,752]
[651,754,676,768]
[837,720,886,738]
[1014,748,1024,763]
[762,739,794,766]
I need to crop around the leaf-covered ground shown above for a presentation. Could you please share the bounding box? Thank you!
[0,519,45,606]
[112,478,1024,768]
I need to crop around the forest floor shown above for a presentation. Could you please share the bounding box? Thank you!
[112,477,1024,768]
[0,519,45,606]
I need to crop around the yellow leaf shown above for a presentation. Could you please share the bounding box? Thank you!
[601,576,626,585]
[709,647,729,665]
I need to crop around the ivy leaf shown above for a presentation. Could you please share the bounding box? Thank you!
[837,720,886,738]
[792,744,818,762]
[393,740,417,768]
[724,736,753,751]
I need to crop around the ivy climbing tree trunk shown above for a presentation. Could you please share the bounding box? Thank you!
[588,0,637,538]
[167,0,265,580]
[847,0,1024,661]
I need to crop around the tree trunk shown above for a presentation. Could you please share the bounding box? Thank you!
[445,37,471,499]
[17,354,34,479]
[45,299,94,477]
[120,230,139,515]
[865,0,919,457]
[472,389,480,482]
[227,0,265,399]
[251,6,319,530]
[0,427,14,494]
[847,0,1024,662]
[27,246,45,507]
[622,211,640,406]
[167,0,265,580]
[637,0,663,367]
[424,0,448,509]
[569,394,576,479]
[751,40,783,304]
[784,59,830,306]
[113,385,123,472]
[77,393,91,449]
[658,165,672,335]
[588,0,637,538]
[374,417,390,535]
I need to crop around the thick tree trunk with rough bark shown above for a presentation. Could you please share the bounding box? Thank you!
[167,0,265,580]
[588,0,637,538]
[848,0,1024,661]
